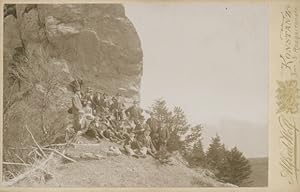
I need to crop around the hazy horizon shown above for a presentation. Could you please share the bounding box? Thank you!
[125,4,268,158]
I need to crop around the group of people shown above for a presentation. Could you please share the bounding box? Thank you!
[66,79,170,160]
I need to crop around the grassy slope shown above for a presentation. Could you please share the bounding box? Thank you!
[15,138,235,187]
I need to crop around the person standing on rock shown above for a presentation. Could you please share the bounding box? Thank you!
[93,92,102,114]
[146,112,160,149]
[99,93,110,114]
[72,87,84,132]
[111,93,125,121]
[157,123,170,153]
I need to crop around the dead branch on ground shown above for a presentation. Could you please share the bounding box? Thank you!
[41,147,76,163]
[2,152,54,187]
[25,124,47,158]
[3,162,31,166]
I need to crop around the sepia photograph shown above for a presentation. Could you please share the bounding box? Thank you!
[2,2,270,188]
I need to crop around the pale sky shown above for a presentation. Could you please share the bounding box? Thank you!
[124,4,268,158]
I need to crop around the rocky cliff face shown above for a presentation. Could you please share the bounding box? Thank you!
[4,4,143,97]
[3,4,143,149]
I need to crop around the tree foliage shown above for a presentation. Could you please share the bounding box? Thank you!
[183,125,205,167]
[206,134,225,170]
[205,135,252,186]
[221,147,252,186]
[146,99,253,186]
[150,99,190,152]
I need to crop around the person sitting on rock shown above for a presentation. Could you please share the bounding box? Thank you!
[86,116,108,142]
[125,100,143,122]
[101,115,122,143]
[123,132,139,158]
[121,119,135,134]
[107,119,127,142]
[134,118,149,134]
[83,100,94,116]
[136,127,157,158]
[83,87,94,103]
[74,99,95,137]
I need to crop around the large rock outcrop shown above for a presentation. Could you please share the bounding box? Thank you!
[3,4,143,152]
[5,4,143,97]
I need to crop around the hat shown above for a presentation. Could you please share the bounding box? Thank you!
[69,81,80,92]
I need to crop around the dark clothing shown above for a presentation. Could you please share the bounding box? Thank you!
[111,98,124,110]
[83,93,93,103]
[125,106,142,121]
[93,95,101,105]
[72,93,83,114]
[157,127,170,152]
[92,95,101,109]
[95,97,110,115]
[86,120,107,139]
[72,92,83,132]
[134,123,150,134]
[146,118,159,135]
[111,99,124,121]
[148,120,160,150]
[158,127,170,141]
[70,79,82,92]
[100,97,110,108]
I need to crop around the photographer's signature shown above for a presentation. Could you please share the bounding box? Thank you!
[278,5,300,184]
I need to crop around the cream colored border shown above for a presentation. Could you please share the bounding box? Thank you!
[0,0,299,191]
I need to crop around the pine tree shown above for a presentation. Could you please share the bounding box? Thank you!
[167,106,190,152]
[215,144,230,181]
[171,107,189,135]
[183,125,205,167]
[224,147,252,186]
[191,138,206,167]
[151,98,172,124]
[150,99,194,153]
[206,134,224,170]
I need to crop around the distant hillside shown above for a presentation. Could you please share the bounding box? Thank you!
[242,157,268,187]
